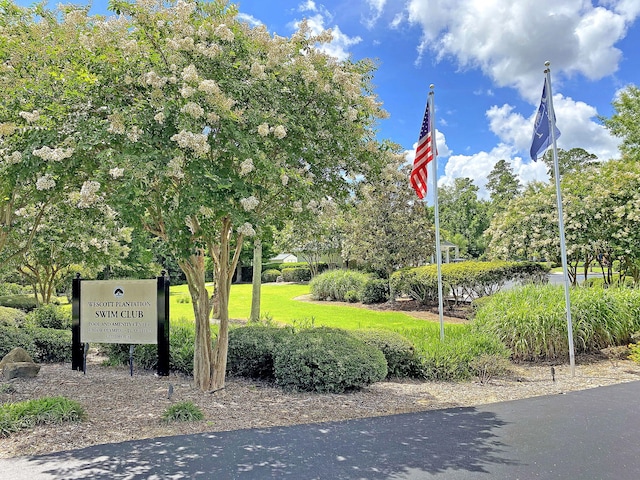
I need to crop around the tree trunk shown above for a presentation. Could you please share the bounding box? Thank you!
[209,217,244,391]
[249,237,262,322]
[179,252,215,392]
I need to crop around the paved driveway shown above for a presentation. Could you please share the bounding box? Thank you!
[1,381,639,479]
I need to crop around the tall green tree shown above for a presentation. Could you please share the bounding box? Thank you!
[438,178,490,258]
[542,147,598,179]
[486,159,520,211]
[603,84,640,159]
[342,148,434,277]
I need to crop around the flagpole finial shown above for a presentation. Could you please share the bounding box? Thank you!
[545,61,551,67]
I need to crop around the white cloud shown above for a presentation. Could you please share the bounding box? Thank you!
[404,0,638,99]
[236,13,262,27]
[486,96,622,161]
[364,0,387,28]
[298,0,318,13]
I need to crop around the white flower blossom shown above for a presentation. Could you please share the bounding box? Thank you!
[258,123,269,137]
[240,196,259,211]
[107,114,126,134]
[167,156,185,179]
[250,62,265,78]
[5,151,22,165]
[171,130,210,157]
[109,167,124,179]
[347,106,358,122]
[78,181,101,208]
[181,102,205,118]
[273,125,287,139]
[19,110,39,123]
[32,146,74,162]
[239,158,254,176]
[207,112,220,124]
[198,79,220,95]
[199,206,214,218]
[180,85,196,98]
[215,23,234,42]
[36,174,56,191]
[280,173,289,186]
[181,64,199,83]
[127,126,142,143]
[154,112,165,124]
[143,71,166,89]
[292,200,303,213]
[237,222,256,237]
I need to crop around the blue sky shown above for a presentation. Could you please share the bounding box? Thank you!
[17,0,640,201]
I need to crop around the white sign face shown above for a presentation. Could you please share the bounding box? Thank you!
[80,279,157,344]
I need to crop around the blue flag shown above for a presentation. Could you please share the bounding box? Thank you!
[530,77,561,161]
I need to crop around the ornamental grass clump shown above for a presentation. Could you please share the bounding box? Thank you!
[473,284,640,361]
[0,396,86,437]
[162,401,204,423]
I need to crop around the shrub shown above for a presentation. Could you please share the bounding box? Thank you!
[473,284,640,361]
[309,270,371,302]
[0,295,38,312]
[344,289,360,303]
[227,325,293,379]
[0,326,32,359]
[349,329,416,378]
[273,328,387,393]
[0,307,27,327]
[0,397,85,437]
[0,283,31,296]
[390,261,549,304]
[469,354,512,384]
[261,269,281,283]
[390,267,440,305]
[102,324,195,375]
[161,401,204,422]
[361,278,390,304]
[281,266,311,282]
[26,304,71,330]
[28,328,72,363]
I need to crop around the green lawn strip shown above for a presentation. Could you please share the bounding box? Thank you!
[169,283,439,331]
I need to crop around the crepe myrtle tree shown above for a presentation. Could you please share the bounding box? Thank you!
[65,0,387,391]
[0,2,105,267]
[13,194,133,305]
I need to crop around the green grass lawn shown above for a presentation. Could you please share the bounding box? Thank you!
[170,282,455,332]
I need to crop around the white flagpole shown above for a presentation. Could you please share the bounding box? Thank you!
[545,61,576,376]
[429,85,445,341]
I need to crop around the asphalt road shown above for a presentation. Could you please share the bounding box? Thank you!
[1,380,639,479]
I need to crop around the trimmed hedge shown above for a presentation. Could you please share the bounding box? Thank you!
[390,261,550,304]
[0,325,71,363]
[349,329,416,378]
[0,295,38,312]
[227,325,293,379]
[26,304,71,330]
[281,266,311,282]
[273,328,387,393]
[361,278,390,304]
[261,269,281,283]
[0,307,27,327]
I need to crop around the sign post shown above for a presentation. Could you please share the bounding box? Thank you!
[71,273,170,376]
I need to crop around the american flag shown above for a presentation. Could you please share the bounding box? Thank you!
[410,100,434,199]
